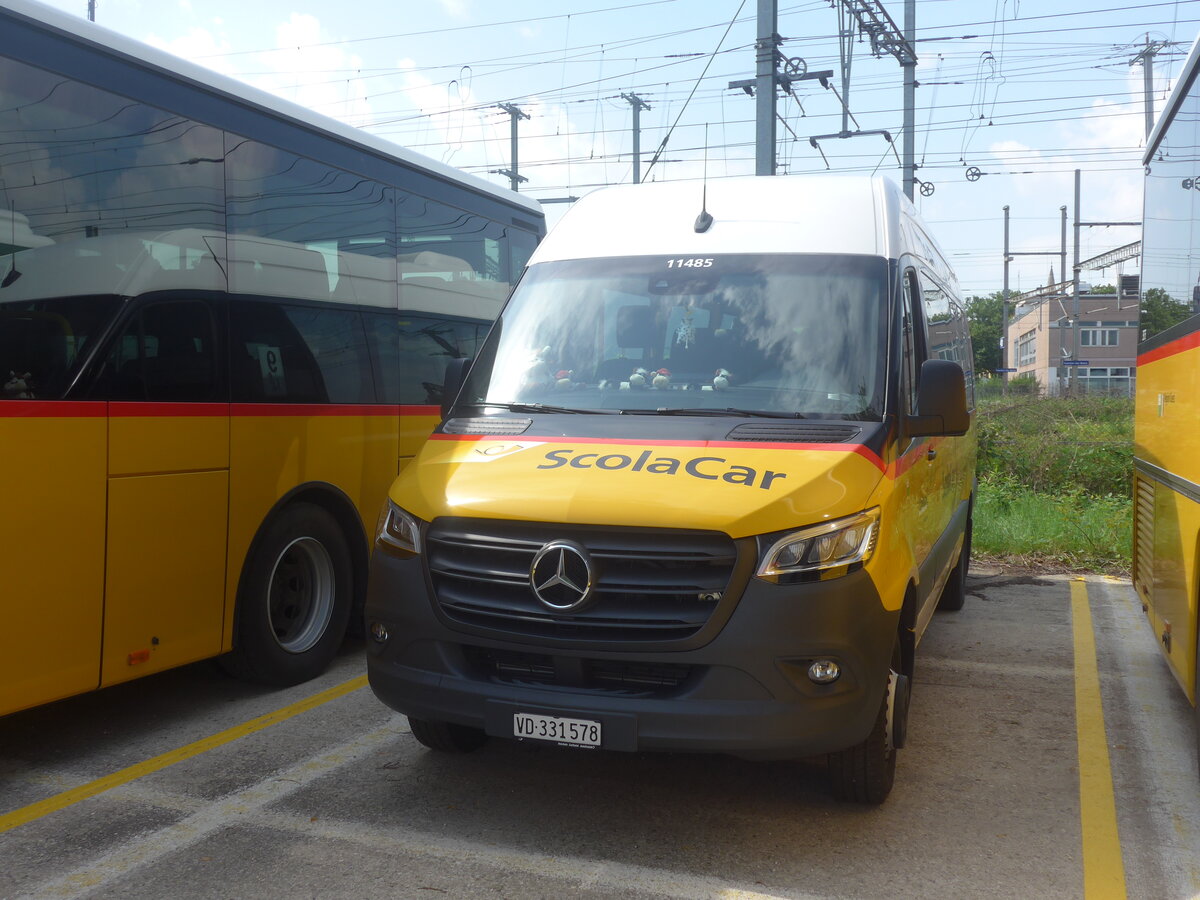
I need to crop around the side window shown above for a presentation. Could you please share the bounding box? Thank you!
[365,313,491,406]
[902,268,926,415]
[364,313,401,405]
[398,315,487,405]
[283,307,373,404]
[230,302,326,403]
[918,269,975,407]
[98,300,219,402]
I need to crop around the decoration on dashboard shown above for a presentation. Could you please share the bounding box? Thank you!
[4,371,33,398]
[713,368,731,391]
[555,369,574,390]
[629,367,648,388]
[675,308,696,349]
[652,368,671,389]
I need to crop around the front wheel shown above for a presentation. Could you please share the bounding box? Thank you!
[220,502,353,686]
[827,643,907,804]
[408,717,488,753]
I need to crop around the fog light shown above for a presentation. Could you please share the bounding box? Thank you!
[369,621,389,643]
[807,659,841,684]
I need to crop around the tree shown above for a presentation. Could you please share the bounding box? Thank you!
[1140,287,1193,340]
[965,292,1006,375]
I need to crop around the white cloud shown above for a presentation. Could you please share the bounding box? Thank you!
[438,0,470,20]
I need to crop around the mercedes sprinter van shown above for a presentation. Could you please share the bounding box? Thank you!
[365,175,976,803]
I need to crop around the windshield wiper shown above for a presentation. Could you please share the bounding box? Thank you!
[622,407,807,418]
[460,401,613,415]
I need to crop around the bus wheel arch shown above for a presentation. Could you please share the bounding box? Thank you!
[221,487,364,685]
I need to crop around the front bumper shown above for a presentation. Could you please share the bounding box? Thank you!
[365,548,898,760]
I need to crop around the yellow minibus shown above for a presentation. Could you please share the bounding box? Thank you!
[365,175,975,803]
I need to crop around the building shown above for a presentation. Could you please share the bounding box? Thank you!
[1004,246,1140,396]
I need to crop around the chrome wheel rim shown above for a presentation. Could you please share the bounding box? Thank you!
[268,536,335,654]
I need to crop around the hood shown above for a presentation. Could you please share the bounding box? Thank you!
[392,432,886,538]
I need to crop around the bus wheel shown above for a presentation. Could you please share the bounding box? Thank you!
[938,512,973,612]
[1194,624,1200,780]
[827,642,906,804]
[221,503,352,686]
[408,717,488,753]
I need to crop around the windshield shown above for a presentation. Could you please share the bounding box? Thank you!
[460,254,889,419]
[1,297,121,400]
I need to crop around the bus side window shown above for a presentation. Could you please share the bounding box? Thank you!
[97,300,220,402]
[230,302,326,403]
[282,307,373,404]
[393,315,487,406]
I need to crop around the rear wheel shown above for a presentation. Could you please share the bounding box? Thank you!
[221,503,352,686]
[938,510,973,612]
[408,717,488,753]
[1194,623,1199,780]
[827,641,907,804]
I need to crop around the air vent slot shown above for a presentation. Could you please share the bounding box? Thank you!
[725,422,862,443]
[442,417,532,435]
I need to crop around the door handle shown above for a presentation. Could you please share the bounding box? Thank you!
[926,448,937,461]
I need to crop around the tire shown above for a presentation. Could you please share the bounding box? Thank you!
[408,717,488,753]
[827,642,905,804]
[1193,625,1200,780]
[220,502,353,686]
[938,509,973,612]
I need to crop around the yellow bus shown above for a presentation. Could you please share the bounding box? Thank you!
[1135,35,1200,774]
[0,0,543,717]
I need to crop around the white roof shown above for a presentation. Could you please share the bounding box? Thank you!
[1,0,542,218]
[531,175,908,264]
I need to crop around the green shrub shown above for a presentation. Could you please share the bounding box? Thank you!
[975,395,1133,498]
[971,395,1133,571]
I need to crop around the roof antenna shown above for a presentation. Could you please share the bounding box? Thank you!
[694,123,713,233]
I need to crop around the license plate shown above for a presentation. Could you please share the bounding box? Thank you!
[513,712,602,748]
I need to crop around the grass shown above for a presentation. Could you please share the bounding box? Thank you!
[972,394,1133,574]
[973,476,1132,575]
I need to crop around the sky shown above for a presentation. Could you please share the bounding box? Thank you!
[27,0,1200,297]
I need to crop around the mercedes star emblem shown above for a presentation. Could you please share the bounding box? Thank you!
[529,540,595,612]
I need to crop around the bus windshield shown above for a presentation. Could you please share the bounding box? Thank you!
[460,254,889,419]
[1,296,120,400]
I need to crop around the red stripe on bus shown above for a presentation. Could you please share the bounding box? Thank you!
[429,432,887,472]
[1139,329,1200,366]
[2,402,440,419]
[227,404,436,417]
[0,400,107,418]
[111,402,230,417]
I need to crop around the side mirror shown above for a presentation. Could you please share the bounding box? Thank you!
[907,359,970,437]
[440,357,472,420]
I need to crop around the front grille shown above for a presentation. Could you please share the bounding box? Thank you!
[427,518,738,642]
[463,646,694,695]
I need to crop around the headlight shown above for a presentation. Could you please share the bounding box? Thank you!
[755,508,879,582]
[375,500,423,556]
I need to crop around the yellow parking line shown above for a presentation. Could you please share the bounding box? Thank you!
[0,674,368,834]
[1070,579,1127,899]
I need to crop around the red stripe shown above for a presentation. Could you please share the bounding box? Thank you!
[1139,329,1200,366]
[430,432,887,472]
[229,403,415,417]
[111,402,230,417]
[1,401,440,419]
[0,400,106,418]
